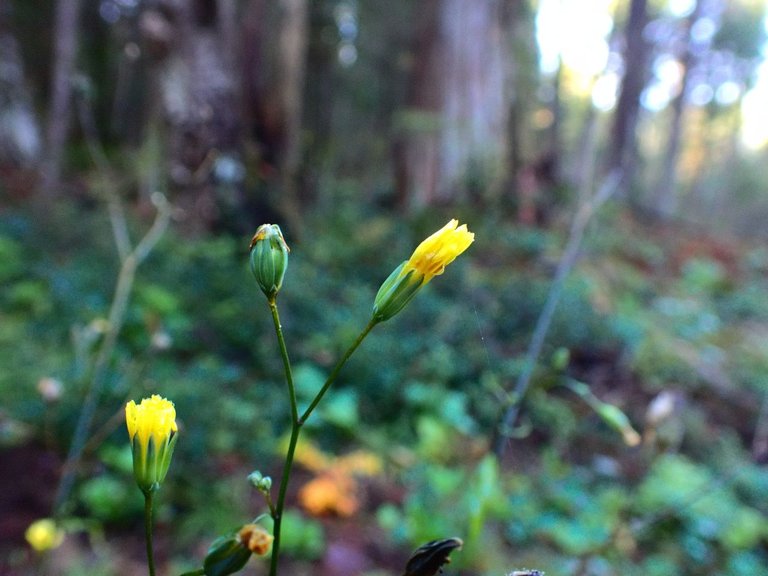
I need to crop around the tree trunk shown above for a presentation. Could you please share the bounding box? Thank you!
[274,0,308,227]
[655,1,702,219]
[503,0,539,210]
[395,0,510,210]
[40,0,82,195]
[607,0,651,185]
[143,0,242,231]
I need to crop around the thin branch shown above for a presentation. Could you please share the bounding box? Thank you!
[52,98,173,515]
[495,169,623,456]
[76,88,131,261]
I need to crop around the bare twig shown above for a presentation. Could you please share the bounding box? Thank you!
[52,94,173,515]
[494,169,623,456]
[53,196,172,514]
[76,89,131,261]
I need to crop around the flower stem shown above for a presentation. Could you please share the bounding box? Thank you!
[144,491,156,576]
[267,298,299,576]
[269,299,299,426]
[299,318,378,425]
[266,300,377,576]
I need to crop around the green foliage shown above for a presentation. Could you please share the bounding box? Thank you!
[637,454,768,553]
[3,201,768,575]
[80,474,141,523]
[378,455,509,570]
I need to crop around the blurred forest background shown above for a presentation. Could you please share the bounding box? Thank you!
[3,0,768,575]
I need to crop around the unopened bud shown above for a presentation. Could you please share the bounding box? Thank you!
[248,470,272,493]
[203,534,252,576]
[596,403,641,447]
[249,224,289,300]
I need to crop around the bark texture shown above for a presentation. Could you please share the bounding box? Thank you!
[41,0,82,195]
[608,0,651,181]
[396,0,510,209]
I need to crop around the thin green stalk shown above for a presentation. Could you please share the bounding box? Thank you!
[299,318,378,425]
[144,491,156,576]
[267,298,298,576]
[269,299,298,426]
[266,301,378,576]
[269,420,300,576]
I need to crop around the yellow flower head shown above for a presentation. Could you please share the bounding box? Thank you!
[373,219,474,322]
[25,518,64,552]
[402,219,474,283]
[125,394,178,493]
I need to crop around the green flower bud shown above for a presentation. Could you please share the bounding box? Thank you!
[249,224,289,300]
[248,470,272,493]
[595,403,641,447]
[203,534,252,576]
[372,262,423,322]
[203,524,274,576]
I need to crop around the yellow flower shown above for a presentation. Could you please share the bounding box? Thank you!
[373,219,474,322]
[25,519,64,552]
[125,394,178,493]
[402,219,474,283]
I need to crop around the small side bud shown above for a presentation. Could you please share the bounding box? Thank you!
[248,470,273,494]
[249,224,289,300]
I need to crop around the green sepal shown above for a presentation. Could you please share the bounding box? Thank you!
[131,430,178,494]
[372,262,424,322]
[249,224,289,299]
[203,534,252,576]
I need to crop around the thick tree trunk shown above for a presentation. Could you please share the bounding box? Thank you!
[608,0,650,184]
[396,0,510,209]
[40,0,82,195]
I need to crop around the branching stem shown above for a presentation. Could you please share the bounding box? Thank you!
[266,300,377,576]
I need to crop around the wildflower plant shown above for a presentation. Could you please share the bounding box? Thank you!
[122,219,473,576]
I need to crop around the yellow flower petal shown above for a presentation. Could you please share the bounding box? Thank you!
[402,219,474,283]
[125,394,177,448]
[125,394,178,492]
